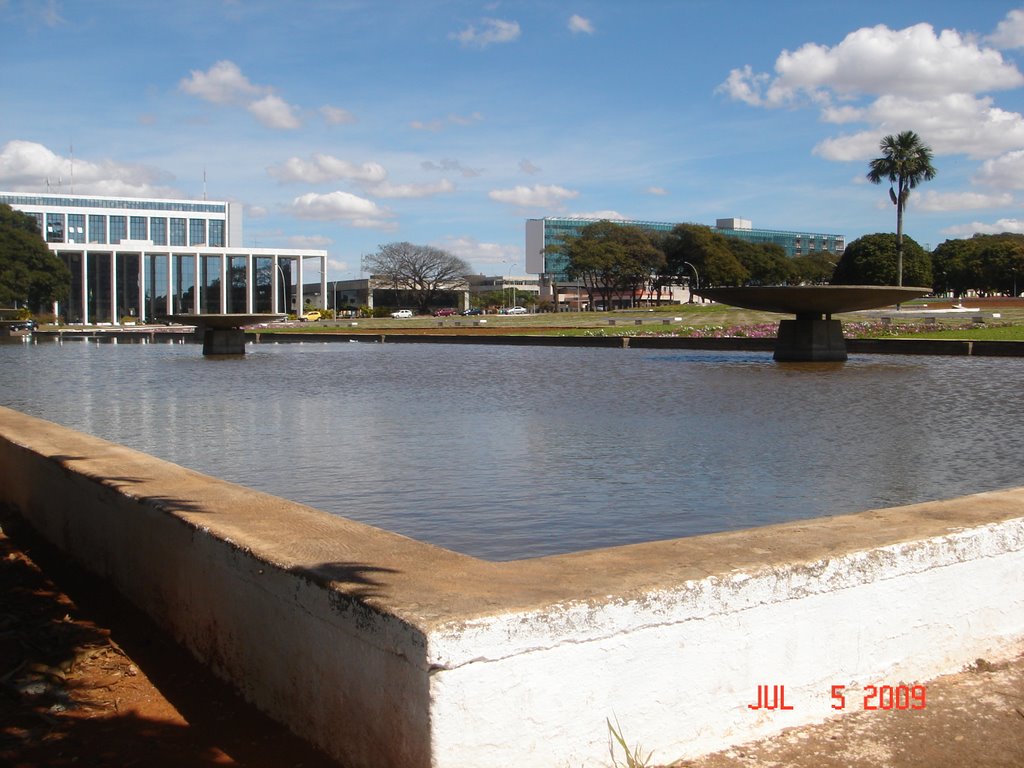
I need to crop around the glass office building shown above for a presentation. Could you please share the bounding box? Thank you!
[2,192,328,323]
[525,216,845,281]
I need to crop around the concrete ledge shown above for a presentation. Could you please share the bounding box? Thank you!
[1,405,1023,767]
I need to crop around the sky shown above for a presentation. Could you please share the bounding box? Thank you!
[3,1,1024,280]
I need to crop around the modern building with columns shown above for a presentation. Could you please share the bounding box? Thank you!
[1,192,327,324]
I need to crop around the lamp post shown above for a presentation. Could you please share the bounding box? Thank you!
[682,261,700,304]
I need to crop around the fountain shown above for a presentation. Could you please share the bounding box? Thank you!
[170,314,285,355]
[694,285,931,361]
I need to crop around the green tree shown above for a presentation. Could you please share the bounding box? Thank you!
[832,233,932,287]
[726,239,797,285]
[0,204,71,312]
[866,131,937,286]
[662,224,748,291]
[364,242,470,313]
[559,220,663,310]
[791,252,838,285]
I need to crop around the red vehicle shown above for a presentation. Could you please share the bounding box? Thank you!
[433,308,456,316]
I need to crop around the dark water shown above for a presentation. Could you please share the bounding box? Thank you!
[2,337,1023,560]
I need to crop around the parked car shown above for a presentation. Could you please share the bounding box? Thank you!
[7,319,37,331]
[505,306,528,315]
[461,308,483,316]
[390,309,414,318]
[299,310,321,322]
[433,308,456,317]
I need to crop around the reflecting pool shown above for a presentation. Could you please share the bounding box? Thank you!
[3,338,1023,560]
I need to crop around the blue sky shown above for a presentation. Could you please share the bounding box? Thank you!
[3,1,1024,280]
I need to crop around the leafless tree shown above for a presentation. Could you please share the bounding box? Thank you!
[365,242,470,313]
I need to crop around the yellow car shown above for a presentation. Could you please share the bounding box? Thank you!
[300,310,322,322]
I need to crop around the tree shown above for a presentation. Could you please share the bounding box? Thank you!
[0,204,71,312]
[866,131,937,286]
[558,220,663,310]
[725,239,797,286]
[661,224,748,291]
[364,242,470,313]
[832,233,932,287]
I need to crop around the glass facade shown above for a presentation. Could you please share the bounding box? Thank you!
[145,254,169,319]
[86,253,111,322]
[68,213,85,243]
[254,256,273,312]
[530,217,846,281]
[173,255,195,313]
[190,218,207,246]
[130,216,147,240]
[115,253,140,318]
[88,215,106,244]
[169,217,186,246]
[209,219,225,247]
[150,217,167,245]
[45,213,65,243]
[110,216,127,244]
[200,255,221,313]
[228,256,247,313]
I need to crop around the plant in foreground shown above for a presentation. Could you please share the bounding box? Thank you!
[607,716,653,768]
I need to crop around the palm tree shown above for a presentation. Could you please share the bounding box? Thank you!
[866,131,937,286]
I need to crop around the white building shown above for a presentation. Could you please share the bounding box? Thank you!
[1,192,327,324]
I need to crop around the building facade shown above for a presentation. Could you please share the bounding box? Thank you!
[2,192,327,323]
[525,216,846,282]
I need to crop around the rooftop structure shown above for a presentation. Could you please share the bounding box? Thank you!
[2,191,327,324]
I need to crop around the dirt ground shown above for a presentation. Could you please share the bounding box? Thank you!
[0,509,339,768]
[2,506,1022,768]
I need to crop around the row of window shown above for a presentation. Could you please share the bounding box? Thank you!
[0,193,226,214]
[29,211,225,247]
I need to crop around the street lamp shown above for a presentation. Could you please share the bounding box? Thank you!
[682,261,700,304]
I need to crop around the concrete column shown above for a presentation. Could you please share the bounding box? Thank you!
[193,252,201,314]
[272,256,280,315]
[139,251,148,323]
[110,252,119,324]
[320,256,327,310]
[219,254,228,314]
[297,256,305,313]
[166,253,174,317]
[245,254,254,314]
[81,251,89,325]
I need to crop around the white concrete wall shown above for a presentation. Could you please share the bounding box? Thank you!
[1,405,1022,768]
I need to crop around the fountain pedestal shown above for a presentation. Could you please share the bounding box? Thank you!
[170,314,285,355]
[695,286,931,362]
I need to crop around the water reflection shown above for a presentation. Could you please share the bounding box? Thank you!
[3,340,1023,560]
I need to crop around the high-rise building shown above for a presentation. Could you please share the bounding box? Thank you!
[525,216,845,281]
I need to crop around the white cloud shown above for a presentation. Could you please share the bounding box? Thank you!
[368,179,456,199]
[268,154,388,184]
[914,190,1014,212]
[488,184,579,207]
[180,60,264,105]
[646,186,668,196]
[568,210,627,220]
[976,149,1024,189]
[288,191,395,228]
[410,113,484,131]
[180,61,302,130]
[438,235,521,266]
[0,139,178,197]
[988,9,1024,49]
[422,158,483,178]
[723,23,1024,108]
[943,218,1024,236]
[287,234,333,249]
[327,257,350,274]
[451,18,521,48]
[321,105,356,125]
[568,14,594,35]
[247,94,301,129]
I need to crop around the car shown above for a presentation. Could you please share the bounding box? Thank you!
[433,308,456,317]
[299,310,321,322]
[461,308,483,316]
[505,306,528,315]
[7,319,37,331]
[390,309,414,318]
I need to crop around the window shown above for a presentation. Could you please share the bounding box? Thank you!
[110,216,127,244]
[68,214,85,243]
[130,216,147,240]
[189,218,206,246]
[88,215,106,244]
[150,217,167,245]
[208,219,225,247]
[46,213,65,243]
[170,218,186,246]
